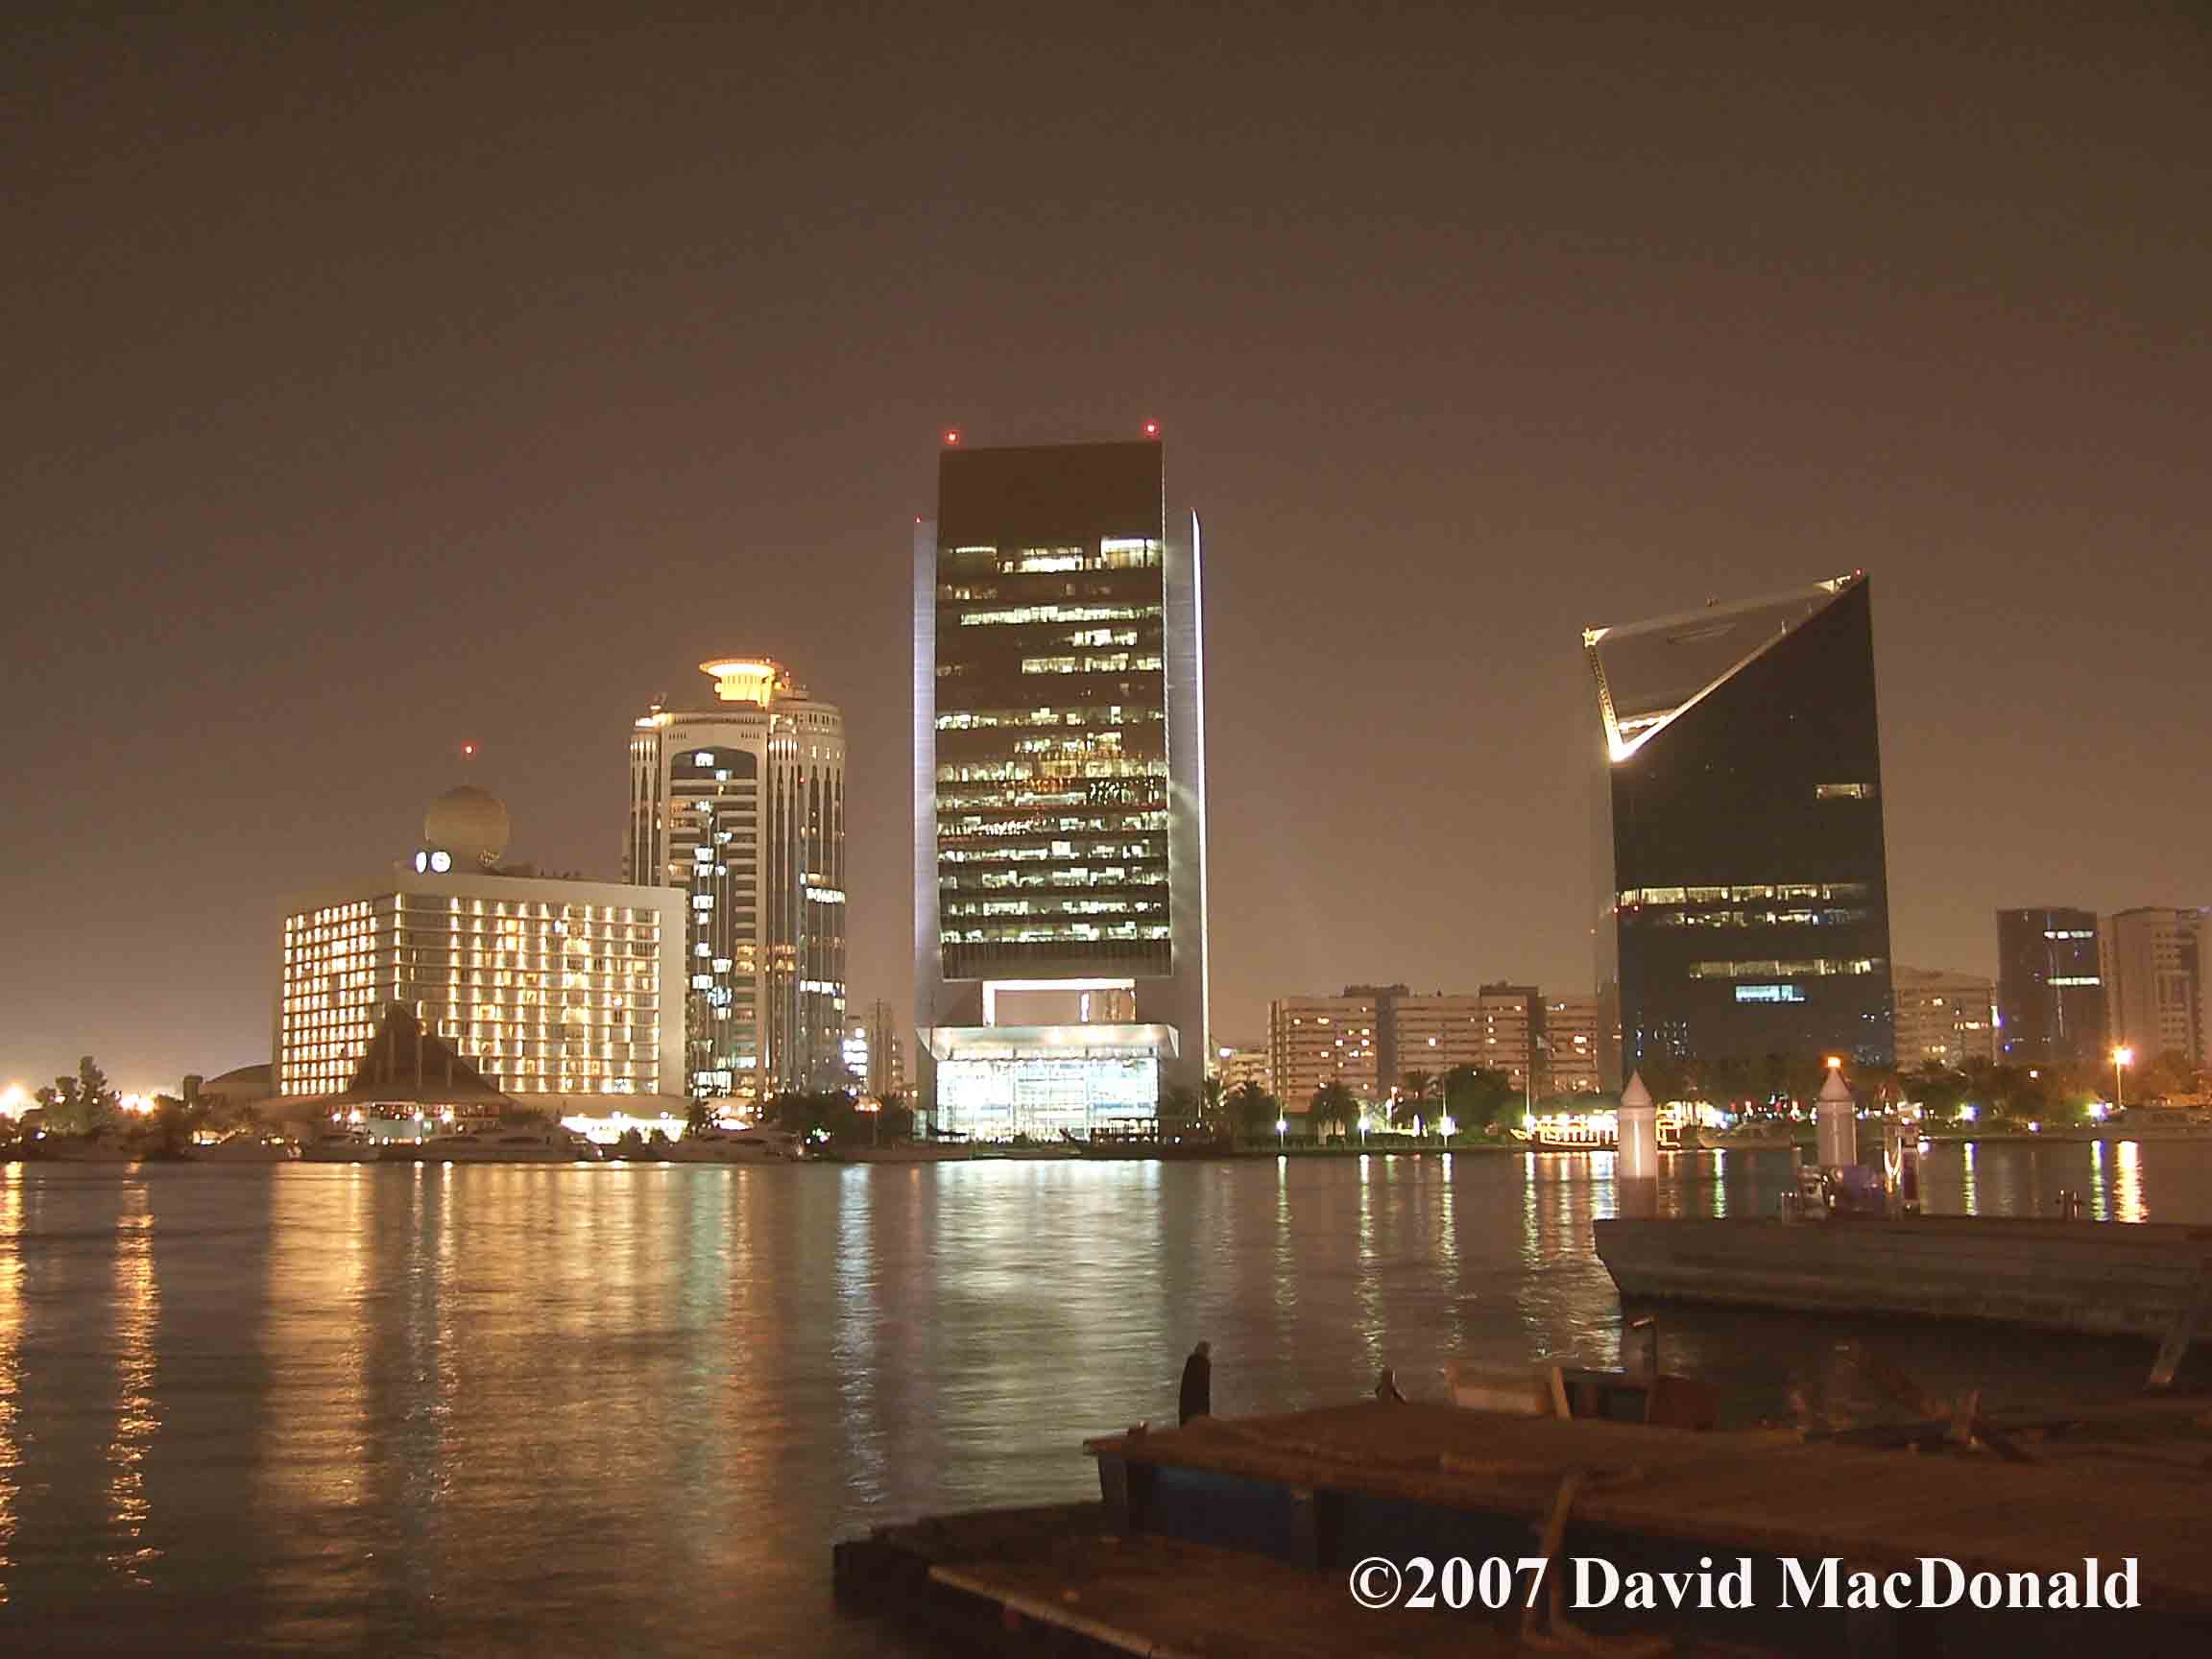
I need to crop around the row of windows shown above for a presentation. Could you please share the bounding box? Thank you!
[937,758,1166,783]
[1016,653,1164,676]
[938,841,1157,863]
[956,603,1160,628]
[1685,957,1885,979]
[944,539,1162,574]
[942,923,1172,944]
[942,812,1167,838]
[1640,907,1870,929]
[943,898,1166,918]
[935,707,1164,730]
[1619,882,1872,907]
[959,868,1166,890]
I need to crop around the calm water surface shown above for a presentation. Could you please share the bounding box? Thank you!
[1,1142,2205,1654]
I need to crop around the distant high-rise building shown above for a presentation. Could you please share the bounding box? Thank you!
[1891,967,1999,1072]
[2103,907,2206,1070]
[1214,1045,1270,1094]
[277,787,687,1109]
[1585,573,1894,1087]
[915,435,1209,1138]
[1542,994,1603,1094]
[1268,994,1382,1112]
[1995,907,2104,1069]
[626,658,847,1104]
[854,997,908,1098]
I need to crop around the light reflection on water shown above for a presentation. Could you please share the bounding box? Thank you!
[0,1144,2206,1654]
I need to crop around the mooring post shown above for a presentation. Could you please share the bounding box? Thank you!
[1618,1070,1660,1218]
[1816,1059,1857,1170]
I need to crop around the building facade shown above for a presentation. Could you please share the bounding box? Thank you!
[1265,984,1588,1108]
[278,791,686,1105]
[1995,906,2105,1069]
[1542,993,1603,1094]
[849,997,909,1098]
[1214,1045,1270,1094]
[626,658,847,1104]
[1891,966,1998,1072]
[1587,574,1895,1088]
[2103,907,2206,1070]
[915,436,1209,1139]
[1267,995,1382,1112]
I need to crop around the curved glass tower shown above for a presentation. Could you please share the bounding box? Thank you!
[1587,573,1893,1086]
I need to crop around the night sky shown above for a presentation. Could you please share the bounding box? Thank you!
[5,4,2207,1092]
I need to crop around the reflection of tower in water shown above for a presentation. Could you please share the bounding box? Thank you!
[2114,1139,2147,1222]
[104,1184,160,1583]
[0,1174,21,1604]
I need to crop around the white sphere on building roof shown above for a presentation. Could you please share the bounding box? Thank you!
[424,785,509,869]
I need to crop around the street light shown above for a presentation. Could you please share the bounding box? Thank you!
[1275,1116,1287,1151]
[2113,1046,2133,1115]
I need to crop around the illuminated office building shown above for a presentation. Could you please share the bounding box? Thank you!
[1586,574,1894,1086]
[915,434,1209,1138]
[626,658,847,1103]
[277,787,686,1103]
[1994,906,2104,1068]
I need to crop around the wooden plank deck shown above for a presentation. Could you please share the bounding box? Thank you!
[1087,1403,2212,1611]
[841,1503,1777,1658]
[1594,1214,2212,1342]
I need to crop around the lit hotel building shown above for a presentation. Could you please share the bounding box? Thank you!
[1586,574,1895,1086]
[915,434,1209,1138]
[626,659,847,1103]
[1995,906,2104,1068]
[276,788,686,1106]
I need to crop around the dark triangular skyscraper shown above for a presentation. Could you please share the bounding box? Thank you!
[1585,573,1893,1087]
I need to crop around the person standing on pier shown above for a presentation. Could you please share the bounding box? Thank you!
[1178,1340,1212,1424]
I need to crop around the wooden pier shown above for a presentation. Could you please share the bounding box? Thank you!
[839,1401,2212,1655]
[1593,1214,2212,1350]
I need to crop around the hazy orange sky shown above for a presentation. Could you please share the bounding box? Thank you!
[4,3,2207,1088]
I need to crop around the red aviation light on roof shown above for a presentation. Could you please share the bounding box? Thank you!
[943,429,960,445]
[1142,420,1160,438]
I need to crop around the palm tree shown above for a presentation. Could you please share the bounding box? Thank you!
[1310,1081,1360,1141]
[1227,1081,1279,1140]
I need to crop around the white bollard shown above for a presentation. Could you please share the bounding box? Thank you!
[1618,1071,1659,1181]
[1815,1060,1857,1169]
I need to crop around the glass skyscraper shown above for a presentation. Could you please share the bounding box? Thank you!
[1995,905,2106,1069]
[1586,573,1894,1085]
[914,436,1209,1138]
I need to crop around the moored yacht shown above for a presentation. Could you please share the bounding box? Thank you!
[661,1126,806,1163]
[198,1134,300,1163]
[383,1121,600,1163]
[299,1127,381,1162]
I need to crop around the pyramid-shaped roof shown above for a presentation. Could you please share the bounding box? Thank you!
[322,1003,512,1106]
[1583,573,1861,762]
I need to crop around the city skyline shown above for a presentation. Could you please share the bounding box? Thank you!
[6,7,2210,1089]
